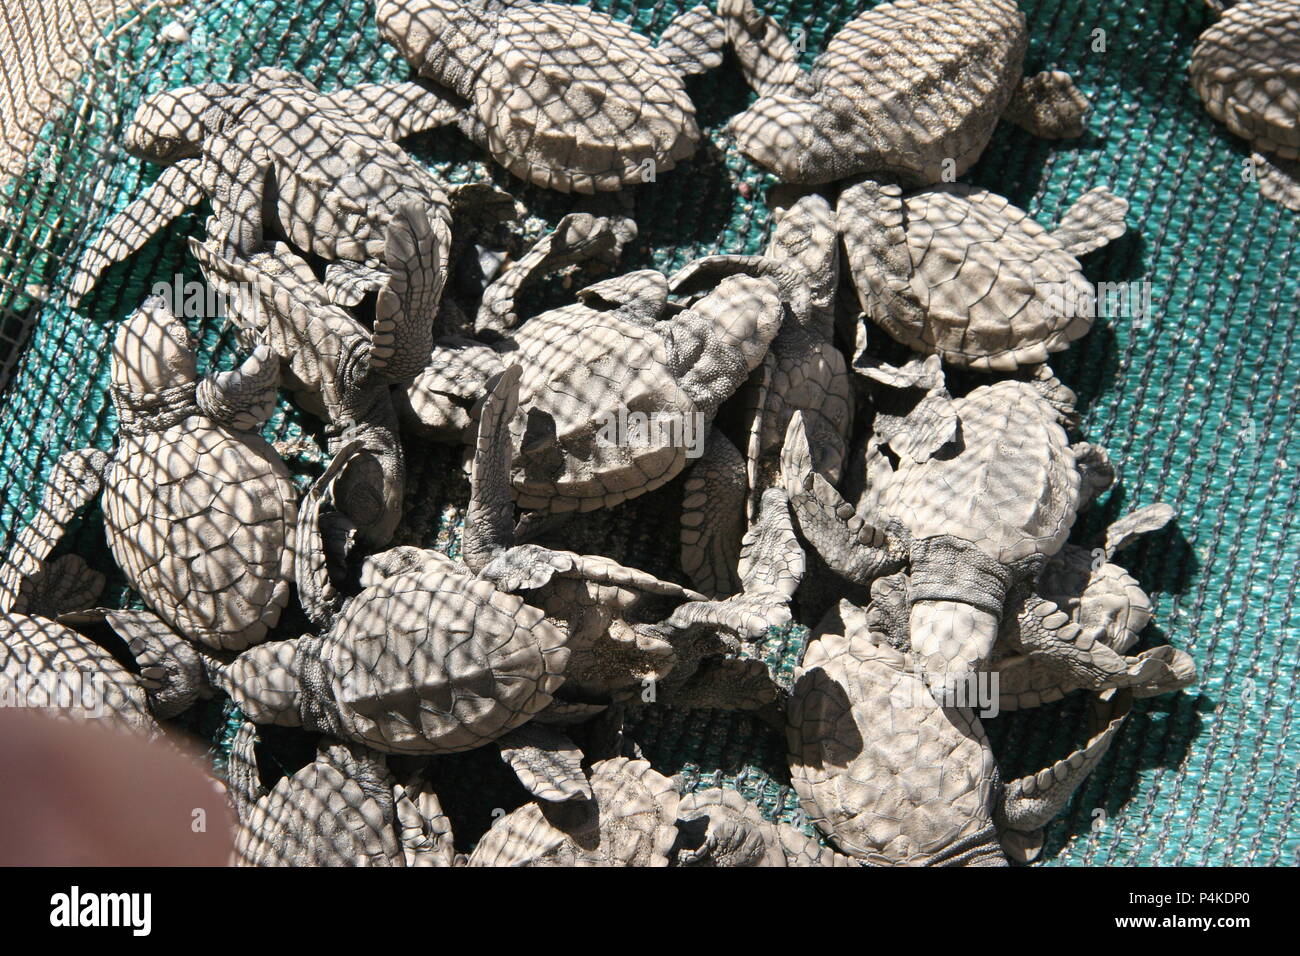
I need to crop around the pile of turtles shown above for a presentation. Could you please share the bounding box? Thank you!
[11,0,1288,865]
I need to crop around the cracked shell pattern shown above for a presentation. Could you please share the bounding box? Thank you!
[1190,0,1300,160]
[508,304,695,513]
[321,566,568,754]
[104,425,297,651]
[788,630,1001,865]
[896,185,1092,368]
[879,380,1080,564]
[0,614,156,736]
[467,756,679,866]
[475,4,699,192]
[815,0,1026,182]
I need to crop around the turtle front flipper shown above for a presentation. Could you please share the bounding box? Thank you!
[370,202,443,382]
[719,0,812,98]
[195,344,279,432]
[67,158,207,305]
[296,440,368,624]
[0,448,107,615]
[1003,70,1090,139]
[102,608,205,718]
[995,689,1133,863]
[781,412,904,588]
[837,180,928,346]
[657,4,726,77]
[1050,186,1129,256]
[208,125,274,258]
[476,212,637,334]
[496,722,593,803]
[680,428,747,598]
[319,79,463,141]
[394,775,458,866]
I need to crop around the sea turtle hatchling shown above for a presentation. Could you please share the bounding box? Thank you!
[722,0,1090,185]
[226,721,458,866]
[86,297,298,653]
[0,450,204,736]
[1190,0,1300,211]
[404,271,785,597]
[68,67,458,307]
[376,0,727,193]
[467,756,681,865]
[839,181,1130,370]
[787,600,1137,865]
[781,373,1110,699]
[210,368,736,801]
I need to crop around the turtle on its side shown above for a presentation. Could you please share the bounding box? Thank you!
[227,721,458,867]
[1190,0,1300,210]
[68,67,458,307]
[721,0,1089,185]
[376,0,727,193]
[0,450,204,736]
[839,181,1129,371]
[787,601,1136,866]
[89,298,299,654]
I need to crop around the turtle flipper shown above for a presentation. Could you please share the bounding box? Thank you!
[296,440,367,624]
[322,260,387,307]
[656,4,726,77]
[195,344,279,432]
[781,413,902,587]
[996,690,1132,863]
[719,0,810,98]
[497,722,593,803]
[1003,70,1090,139]
[856,354,958,464]
[103,608,204,718]
[67,158,206,305]
[680,429,747,598]
[227,719,268,829]
[371,202,443,383]
[0,448,107,615]
[209,125,273,257]
[462,364,523,574]
[476,212,636,334]
[1050,187,1129,256]
[321,79,462,141]
[1253,152,1300,211]
[1103,502,1176,558]
[394,776,458,867]
[837,180,929,346]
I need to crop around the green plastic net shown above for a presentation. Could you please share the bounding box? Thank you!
[0,0,1295,865]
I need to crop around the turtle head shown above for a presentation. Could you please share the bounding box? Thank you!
[729,91,875,185]
[125,85,221,163]
[111,296,198,398]
[375,0,499,97]
[215,639,308,727]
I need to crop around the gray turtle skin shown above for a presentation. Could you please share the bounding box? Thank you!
[97,298,298,653]
[69,67,456,306]
[0,451,204,736]
[404,270,785,596]
[376,0,726,193]
[788,604,1135,865]
[839,181,1129,371]
[1190,0,1300,210]
[227,721,457,867]
[722,0,1089,185]
[673,788,854,866]
[190,203,440,551]
[467,756,680,865]
[783,375,1100,699]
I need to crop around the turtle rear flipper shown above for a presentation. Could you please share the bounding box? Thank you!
[67,158,207,305]
[996,689,1132,863]
[1003,70,1089,139]
[497,722,592,803]
[1050,186,1129,256]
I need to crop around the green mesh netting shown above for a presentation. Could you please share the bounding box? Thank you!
[0,0,1295,865]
